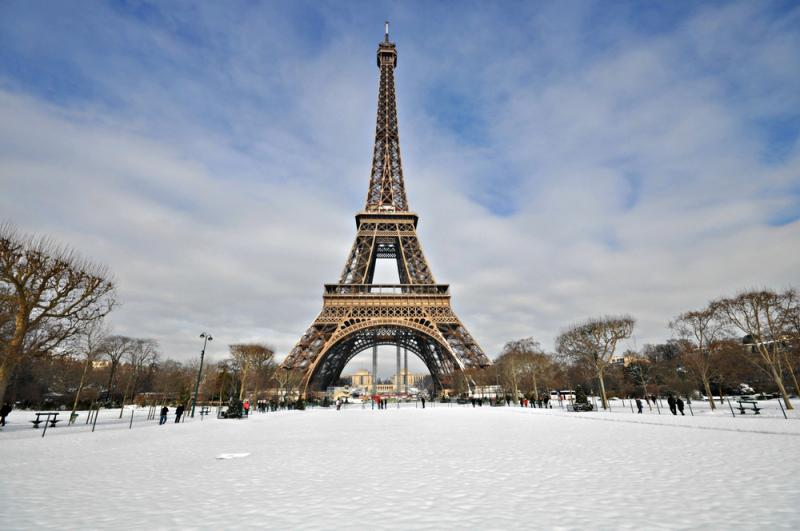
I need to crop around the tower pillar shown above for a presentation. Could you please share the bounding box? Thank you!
[404,347,408,394]
[372,344,378,397]
[396,343,401,396]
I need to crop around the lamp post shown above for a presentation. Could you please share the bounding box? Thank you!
[191,332,213,418]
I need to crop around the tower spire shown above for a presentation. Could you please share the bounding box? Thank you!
[365,23,408,212]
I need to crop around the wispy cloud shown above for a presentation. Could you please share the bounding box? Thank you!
[1,1,798,368]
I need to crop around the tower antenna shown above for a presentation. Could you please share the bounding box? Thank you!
[384,21,389,42]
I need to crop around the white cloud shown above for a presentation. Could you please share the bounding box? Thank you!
[1,2,798,369]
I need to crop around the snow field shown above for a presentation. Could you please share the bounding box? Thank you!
[2,405,800,530]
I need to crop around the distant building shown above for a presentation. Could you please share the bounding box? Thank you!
[391,369,425,387]
[349,369,372,388]
[92,359,111,369]
[621,354,649,367]
[343,369,427,393]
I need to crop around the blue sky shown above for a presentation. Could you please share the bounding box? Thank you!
[1,1,799,373]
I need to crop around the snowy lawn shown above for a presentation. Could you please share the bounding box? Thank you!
[2,404,800,529]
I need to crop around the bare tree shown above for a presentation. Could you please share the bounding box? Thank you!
[272,366,302,403]
[556,316,635,409]
[782,295,800,395]
[68,320,108,421]
[495,341,524,399]
[670,307,724,410]
[248,345,276,402]
[0,285,14,345]
[495,338,550,400]
[118,339,159,417]
[0,224,116,404]
[712,289,796,409]
[100,335,136,403]
[229,343,274,402]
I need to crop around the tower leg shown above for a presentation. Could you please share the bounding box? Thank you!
[372,344,377,397]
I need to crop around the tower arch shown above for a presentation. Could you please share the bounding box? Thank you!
[302,320,463,397]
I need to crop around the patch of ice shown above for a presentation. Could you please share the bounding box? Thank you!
[216,452,250,460]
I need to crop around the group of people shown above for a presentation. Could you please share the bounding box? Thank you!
[374,397,389,409]
[667,395,686,415]
[363,396,426,410]
[516,397,551,409]
[255,401,276,413]
[158,404,185,425]
[633,395,685,415]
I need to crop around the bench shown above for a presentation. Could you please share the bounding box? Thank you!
[567,403,594,412]
[30,412,61,428]
[736,400,761,415]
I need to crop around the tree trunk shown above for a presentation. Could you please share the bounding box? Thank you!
[0,363,9,407]
[1,324,27,406]
[598,369,609,410]
[105,361,118,403]
[770,364,794,409]
[703,378,716,411]
[510,359,518,403]
[782,351,800,397]
[119,370,135,418]
[639,379,652,410]
[70,356,92,421]
[238,367,248,401]
[532,371,539,401]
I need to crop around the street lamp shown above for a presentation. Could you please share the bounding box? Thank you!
[191,332,213,418]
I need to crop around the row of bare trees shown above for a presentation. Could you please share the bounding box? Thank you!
[67,323,160,419]
[4,225,798,412]
[0,225,293,411]
[482,288,799,411]
[671,289,799,409]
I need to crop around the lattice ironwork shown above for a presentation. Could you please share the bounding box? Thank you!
[282,26,490,396]
[365,34,408,213]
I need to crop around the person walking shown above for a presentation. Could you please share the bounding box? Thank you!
[635,397,643,414]
[676,397,685,416]
[0,402,12,426]
[243,400,250,417]
[175,404,184,423]
[667,395,677,415]
[421,396,426,409]
[159,406,169,425]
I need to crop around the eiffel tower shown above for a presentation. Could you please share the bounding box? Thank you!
[282,24,490,397]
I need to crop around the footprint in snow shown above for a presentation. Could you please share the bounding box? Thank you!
[216,453,250,460]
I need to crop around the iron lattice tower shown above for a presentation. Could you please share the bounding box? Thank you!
[282,25,490,396]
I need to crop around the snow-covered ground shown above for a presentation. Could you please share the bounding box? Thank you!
[2,403,800,529]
